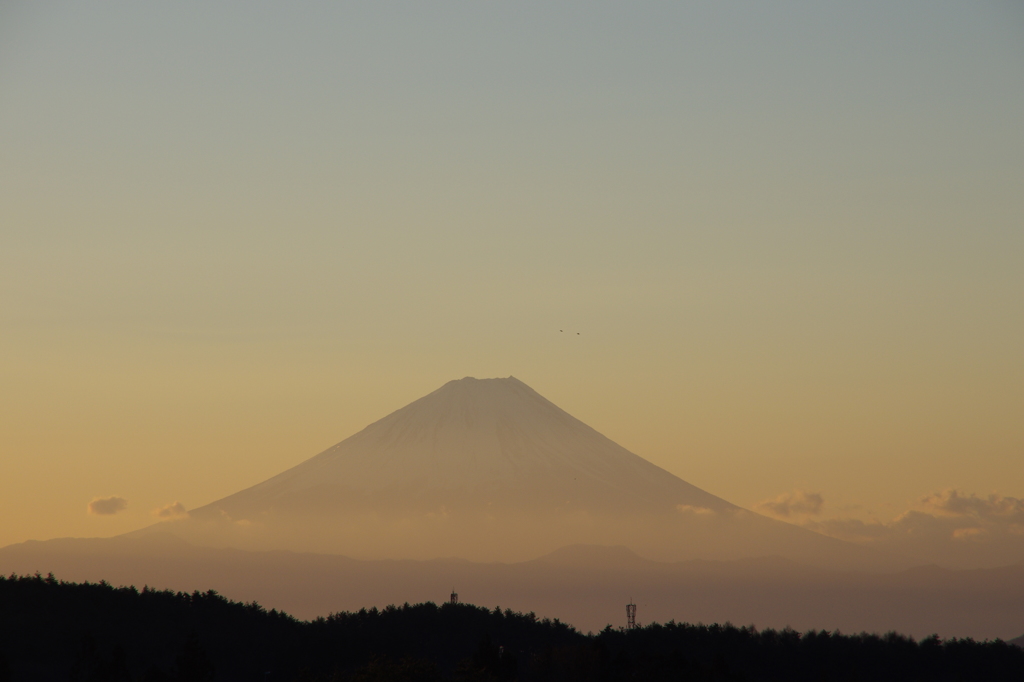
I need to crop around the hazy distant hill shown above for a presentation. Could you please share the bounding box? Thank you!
[3,534,1022,641]
[134,377,899,569]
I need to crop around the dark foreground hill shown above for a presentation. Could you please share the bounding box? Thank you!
[2,573,1023,682]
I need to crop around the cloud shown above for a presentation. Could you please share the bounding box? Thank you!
[951,527,986,541]
[152,501,188,519]
[755,490,824,519]
[804,517,898,543]
[794,489,1024,567]
[917,490,1024,522]
[87,496,128,515]
[802,491,1024,542]
[676,504,715,516]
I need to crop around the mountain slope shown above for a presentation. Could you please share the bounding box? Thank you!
[194,376,732,520]
[138,377,900,568]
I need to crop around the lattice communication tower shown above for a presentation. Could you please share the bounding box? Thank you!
[626,600,637,630]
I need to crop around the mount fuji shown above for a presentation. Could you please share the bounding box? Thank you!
[142,376,894,568]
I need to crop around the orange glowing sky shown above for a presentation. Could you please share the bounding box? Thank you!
[1,1,1022,549]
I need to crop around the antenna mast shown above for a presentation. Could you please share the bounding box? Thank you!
[626,600,637,630]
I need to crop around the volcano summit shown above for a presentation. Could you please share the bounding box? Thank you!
[149,377,884,567]
[198,377,732,519]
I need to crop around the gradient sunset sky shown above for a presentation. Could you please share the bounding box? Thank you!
[1,1,1022,548]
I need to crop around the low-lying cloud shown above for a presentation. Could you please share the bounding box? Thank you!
[762,489,1024,568]
[806,491,1024,543]
[88,496,128,516]
[152,501,188,519]
[676,504,715,516]
[754,490,824,519]
[918,489,1024,522]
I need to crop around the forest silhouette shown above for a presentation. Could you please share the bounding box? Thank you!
[2,573,1022,681]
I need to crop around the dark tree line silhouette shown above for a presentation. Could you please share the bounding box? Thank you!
[1,572,1021,681]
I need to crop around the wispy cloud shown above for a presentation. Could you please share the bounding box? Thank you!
[152,501,188,519]
[754,490,824,519]
[676,504,715,516]
[802,491,1024,544]
[87,496,128,515]
[918,490,1024,522]
[762,489,1024,566]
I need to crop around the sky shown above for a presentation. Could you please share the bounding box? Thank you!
[1,1,1022,550]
